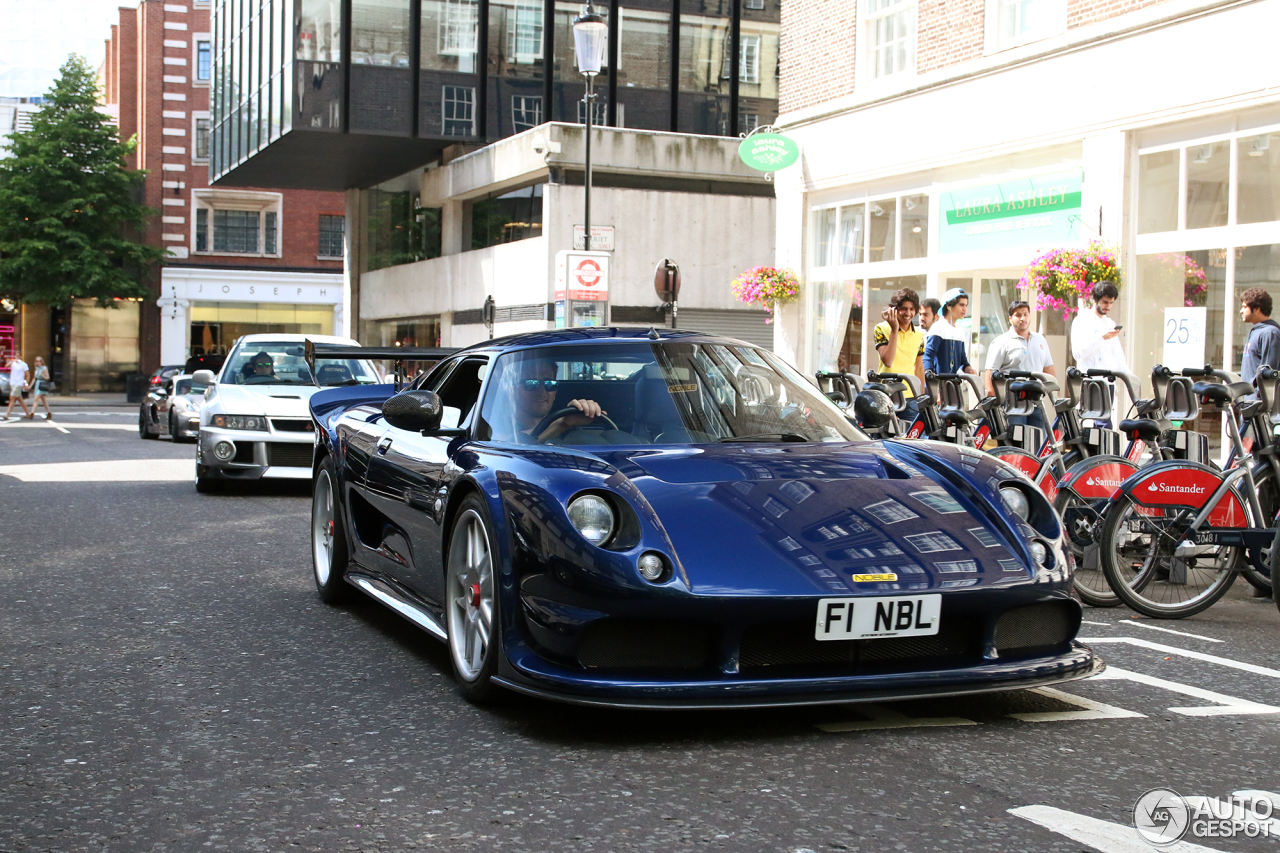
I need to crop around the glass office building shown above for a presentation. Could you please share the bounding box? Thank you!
[210,0,779,190]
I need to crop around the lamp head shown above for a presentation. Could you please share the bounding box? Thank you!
[573,4,608,76]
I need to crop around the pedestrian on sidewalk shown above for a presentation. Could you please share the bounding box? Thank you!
[924,288,977,377]
[1239,288,1280,389]
[1070,281,1128,427]
[3,354,33,420]
[28,357,53,420]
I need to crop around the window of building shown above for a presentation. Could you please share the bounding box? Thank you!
[443,85,475,135]
[440,0,479,56]
[721,35,761,83]
[193,192,283,257]
[319,214,345,258]
[471,183,544,249]
[512,96,542,132]
[196,39,212,82]
[194,117,211,161]
[744,0,765,8]
[576,99,606,125]
[507,0,543,61]
[864,0,916,81]
[987,0,1066,51]
[739,113,759,135]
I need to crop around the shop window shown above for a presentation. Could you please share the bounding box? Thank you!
[194,117,211,161]
[1237,134,1280,225]
[192,193,283,257]
[1186,142,1229,229]
[863,0,916,81]
[319,214,346,258]
[900,194,928,260]
[839,204,865,265]
[868,198,897,262]
[512,96,542,132]
[196,40,212,82]
[443,85,475,135]
[812,280,862,373]
[1138,150,1179,234]
[813,208,837,268]
[364,316,443,349]
[470,183,544,249]
[440,0,479,56]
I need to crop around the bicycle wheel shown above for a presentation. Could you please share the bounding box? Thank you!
[1240,465,1275,594]
[1055,487,1119,607]
[1099,492,1243,619]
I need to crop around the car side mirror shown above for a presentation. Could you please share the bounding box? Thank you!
[382,390,465,436]
[192,369,217,386]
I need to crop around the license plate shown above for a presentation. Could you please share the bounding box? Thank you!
[814,595,942,641]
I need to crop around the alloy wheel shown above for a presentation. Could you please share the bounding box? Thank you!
[447,509,494,683]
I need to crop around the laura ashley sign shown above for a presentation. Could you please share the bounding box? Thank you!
[938,169,1083,254]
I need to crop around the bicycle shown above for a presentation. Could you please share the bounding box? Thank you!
[1096,372,1276,618]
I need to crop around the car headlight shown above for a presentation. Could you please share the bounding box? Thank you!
[1000,485,1031,521]
[568,494,615,546]
[212,414,267,431]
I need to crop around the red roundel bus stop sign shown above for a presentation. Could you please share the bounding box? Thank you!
[556,251,611,302]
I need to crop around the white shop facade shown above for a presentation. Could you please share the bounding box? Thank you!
[157,266,346,365]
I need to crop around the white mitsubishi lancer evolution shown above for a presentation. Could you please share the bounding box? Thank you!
[193,333,380,493]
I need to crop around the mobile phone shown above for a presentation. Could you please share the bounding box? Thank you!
[1114,325,1123,331]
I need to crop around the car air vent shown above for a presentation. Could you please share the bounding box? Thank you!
[271,418,314,432]
[267,443,313,468]
[576,619,715,671]
[739,617,982,673]
[270,395,302,399]
[993,601,1079,657]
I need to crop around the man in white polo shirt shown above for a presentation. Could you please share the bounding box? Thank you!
[4,353,33,420]
[985,300,1055,431]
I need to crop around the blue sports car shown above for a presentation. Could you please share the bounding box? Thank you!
[306,329,1101,708]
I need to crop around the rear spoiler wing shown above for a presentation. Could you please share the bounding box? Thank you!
[304,340,460,390]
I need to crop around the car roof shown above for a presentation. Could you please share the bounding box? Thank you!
[456,327,760,355]
[234,333,359,345]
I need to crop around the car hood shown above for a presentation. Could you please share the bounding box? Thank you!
[207,384,316,417]
[588,441,1037,596]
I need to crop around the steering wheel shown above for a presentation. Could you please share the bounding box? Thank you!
[532,406,619,439]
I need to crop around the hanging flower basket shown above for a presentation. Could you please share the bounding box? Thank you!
[1017,240,1122,320]
[731,266,801,323]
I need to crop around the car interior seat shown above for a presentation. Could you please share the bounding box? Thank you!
[634,364,699,442]
[317,364,352,385]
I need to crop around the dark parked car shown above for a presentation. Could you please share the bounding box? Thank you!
[307,329,1100,708]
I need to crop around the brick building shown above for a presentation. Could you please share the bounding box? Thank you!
[89,0,347,386]
[772,0,1280,450]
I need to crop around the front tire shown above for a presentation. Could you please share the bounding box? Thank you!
[446,497,502,703]
[139,408,157,440]
[312,457,354,604]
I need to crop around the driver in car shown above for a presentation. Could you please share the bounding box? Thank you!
[244,352,276,382]
[513,359,605,443]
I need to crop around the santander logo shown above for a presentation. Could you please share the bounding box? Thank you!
[1085,476,1123,489]
[1147,480,1206,495]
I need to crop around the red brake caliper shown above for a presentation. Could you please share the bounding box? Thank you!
[470,583,482,608]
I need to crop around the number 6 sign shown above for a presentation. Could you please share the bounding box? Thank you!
[1162,307,1206,370]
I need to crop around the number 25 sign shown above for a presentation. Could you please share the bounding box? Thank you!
[1162,307,1206,370]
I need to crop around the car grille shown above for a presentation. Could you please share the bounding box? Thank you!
[576,619,715,671]
[232,442,255,464]
[267,442,313,468]
[993,601,1078,656]
[739,617,982,673]
[271,418,314,432]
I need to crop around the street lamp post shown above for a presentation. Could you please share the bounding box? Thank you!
[572,4,606,253]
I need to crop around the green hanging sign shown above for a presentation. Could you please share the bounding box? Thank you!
[738,133,800,172]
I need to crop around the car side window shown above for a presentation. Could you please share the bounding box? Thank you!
[427,358,488,429]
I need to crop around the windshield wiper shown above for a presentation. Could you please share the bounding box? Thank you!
[718,433,810,443]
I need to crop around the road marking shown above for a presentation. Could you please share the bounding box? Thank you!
[815,703,978,733]
[1091,667,1280,716]
[1120,621,1224,643]
[1081,636,1280,679]
[0,459,193,482]
[45,419,70,434]
[0,421,136,431]
[1080,620,1111,626]
[1009,686,1146,722]
[1010,805,1223,852]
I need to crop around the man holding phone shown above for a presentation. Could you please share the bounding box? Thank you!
[1070,281,1129,427]
[872,287,925,417]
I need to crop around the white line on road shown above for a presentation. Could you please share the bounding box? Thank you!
[0,459,193,482]
[1080,620,1111,626]
[1009,805,1224,853]
[1009,686,1146,722]
[1081,637,1280,679]
[1119,621,1223,643]
[815,703,979,733]
[0,422,137,431]
[46,419,69,434]
[1091,667,1280,716]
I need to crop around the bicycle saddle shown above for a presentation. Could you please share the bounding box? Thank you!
[1118,418,1162,442]
[1008,380,1046,401]
[943,410,972,427]
[1193,381,1252,405]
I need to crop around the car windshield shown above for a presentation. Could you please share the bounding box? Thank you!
[477,342,866,446]
[174,378,208,395]
[223,342,379,387]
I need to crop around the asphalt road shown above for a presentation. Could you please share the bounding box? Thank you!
[2,410,1279,853]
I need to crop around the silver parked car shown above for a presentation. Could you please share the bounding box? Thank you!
[139,373,209,442]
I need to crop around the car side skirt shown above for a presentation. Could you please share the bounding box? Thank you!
[345,569,448,642]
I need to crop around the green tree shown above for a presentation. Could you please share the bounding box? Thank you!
[0,55,165,306]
